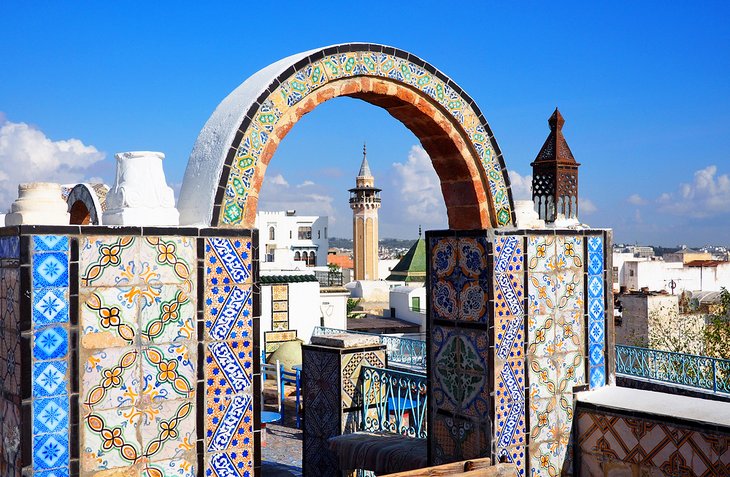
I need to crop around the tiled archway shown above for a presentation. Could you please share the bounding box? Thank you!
[178,43,515,229]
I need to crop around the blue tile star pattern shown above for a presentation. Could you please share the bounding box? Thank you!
[33,327,68,360]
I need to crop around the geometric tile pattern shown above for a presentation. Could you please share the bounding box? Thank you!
[492,235,526,474]
[576,408,730,476]
[31,234,71,475]
[216,45,513,228]
[79,235,198,475]
[427,232,492,466]
[203,237,256,477]
[526,234,585,477]
[271,284,288,332]
[587,236,606,388]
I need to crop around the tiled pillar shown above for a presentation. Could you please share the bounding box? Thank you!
[301,334,386,477]
[426,232,492,465]
[202,233,260,477]
[0,234,21,476]
[27,234,72,476]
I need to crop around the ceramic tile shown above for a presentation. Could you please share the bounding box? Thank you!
[340,349,386,409]
[494,359,526,451]
[589,365,606,388]
[527,314,555,359]
[528,438,562,477]
[139,236,196,285]
[555,350,585,389]
[33,396,69,435]
[431,237,457,278]
[142,459,196,477]
[205,237,252,286]
[141,344,196,401]
[431,412,490,464]
[457,237,488,280]
[587,275,603,299]
[206,448,254,477]
[35,470,69,477]
[527,273,557,316]
[555,235,583,270]
[79,236,137,287]
[458,279,488,322]
[33,235,69,253]
[0,236,19,258]
[141,284,196,344]
[493,236,523,275]
[205,340,253,398]
[80,287,138,348]
[554,269,583,315]
[432,326,489,420]
[33,432,70,470]
[555,312,582,352]
[432,279,458,321]
[204,285,253,341]
[82,347,140,409]
[81,406,141,472]
[527,236,555,273]
[205,393,254,452]
[33,252,69,288]
[33,326,68,360]
[528,354,557,400]
[140,399,195,462]
[32,287,69,328]
[34,360,69,397]
[497,446,525,476]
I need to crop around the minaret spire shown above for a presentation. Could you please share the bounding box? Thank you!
[350,144,381,280]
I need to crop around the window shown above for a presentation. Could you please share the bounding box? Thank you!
[269,226,275,241]
[290,230,292,239]
[411,296,421,312]
[318,230,321,239]
[629,269,635,277]
[298,226,312,240]
[302,251,308,264]
[294,251,301,261]
[324,227,327,239]
[309,252,316,267]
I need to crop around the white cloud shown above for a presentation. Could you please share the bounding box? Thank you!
[391,145,446,225]
[258,172,335,222]
[656,165,730,217]
[627,194,647,205]
[508,170,532,200]
[580,198,598,215]
[0,118,105,211]
[266,173,289,187]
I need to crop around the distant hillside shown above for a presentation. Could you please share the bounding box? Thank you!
[329,237,418,249]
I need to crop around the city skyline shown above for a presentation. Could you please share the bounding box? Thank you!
[1,2,728,245]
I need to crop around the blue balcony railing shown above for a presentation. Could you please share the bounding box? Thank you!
[313,326,426,369]
[360,366,427,438]
[616,344,730,394]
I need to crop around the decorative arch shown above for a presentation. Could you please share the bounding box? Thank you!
[178,43,515,229]
[65,183,109,225]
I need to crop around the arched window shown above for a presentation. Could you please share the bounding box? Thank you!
[302,251,308,262]
[294,251,301,261]
[269,226,275,241]
[309,252,316,266]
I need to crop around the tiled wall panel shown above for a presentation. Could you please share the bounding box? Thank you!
[203,236,257,477]
[427,232,491,465]
[587,236,606,388]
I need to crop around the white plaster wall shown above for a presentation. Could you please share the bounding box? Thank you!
[624,260,730,293]
[259,281,322,346]
[378,259,399,280]
[389,286,427,330]
[319,290,348,331]
[347,280,402,301]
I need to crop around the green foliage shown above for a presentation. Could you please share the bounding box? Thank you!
[328,263,341,272]
[703,287,730,359]
[347,298,361,317]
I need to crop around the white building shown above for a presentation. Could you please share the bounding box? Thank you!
[255,210,328,270]
[618,257,730,293]
[389,285,427,331]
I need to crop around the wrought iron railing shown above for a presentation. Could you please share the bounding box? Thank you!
[314,270,344,287]
[616,345,730,394]
[312,326,426,369]
[360,366,427,438]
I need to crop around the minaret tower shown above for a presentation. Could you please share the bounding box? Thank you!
[349,144,381,281]
[531,108,581,223]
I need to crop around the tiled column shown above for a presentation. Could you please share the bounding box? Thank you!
[301,335,386,477]
[426,231,492,465]
[202,233,260,477]
[0,234,21,476]
[586,236,606,388]
[27,235,72,476]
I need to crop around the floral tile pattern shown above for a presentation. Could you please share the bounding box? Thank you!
[34,396,70,435]
[141,284,195,344]
[142,344,196,401]
[80,287,138,348]
[205,237,253,286]
[34,432,70,470]
[33,287,69,328]
[81,406,141,471]
[587,236,606,388]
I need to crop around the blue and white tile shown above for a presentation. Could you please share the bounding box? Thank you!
[33,252,69,288]
[33,236,69,253]
[33,326,68,360]
[589,365,606,388]
[33,396,69,435]
[33,288,69,327]
[33,360,69,397]
[33,432,69,470]
[35,469,70,477]
[0,236,20,258]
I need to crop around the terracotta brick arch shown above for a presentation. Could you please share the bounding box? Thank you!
[178,43,515,229]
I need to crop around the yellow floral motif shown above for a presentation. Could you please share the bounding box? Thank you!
[157,242,176,264]
[158,360,177,382]
[536,244,546,258]
[564,243,574,257]
[101,368,123,388]
[99,307,121,328]
[99,244,122,267]
[101,427,124,450]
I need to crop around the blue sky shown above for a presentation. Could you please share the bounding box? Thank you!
[1,2,729,245]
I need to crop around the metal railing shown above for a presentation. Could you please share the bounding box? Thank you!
[409,306,426,314]
[312,326,426,369]
[314,270,343,287]
[616,344,730,394]
[361,366,427,438]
